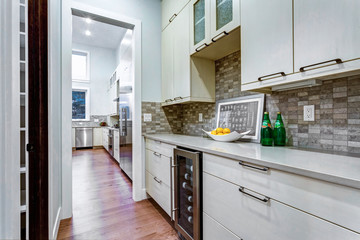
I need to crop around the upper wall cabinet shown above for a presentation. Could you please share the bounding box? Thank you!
[190,0,240,58]
[294,0,360,72]
[242,0,360,92]
[161,3,215,106]
[241,0,293,87]
[162,0,191,30]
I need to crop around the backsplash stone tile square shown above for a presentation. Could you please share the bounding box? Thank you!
[142,50,360,153]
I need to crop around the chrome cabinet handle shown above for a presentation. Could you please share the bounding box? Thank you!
[174,96,183,101]
[195,43,208,52]
[239,186,270,203]
[169,13,177,22]
[154,177,162,184]
[258,72,286,81]
[239,161,269,172]
[211,31,228,42]
[153,152,161,157]
[299,58,343,72]
[165,98,173,103]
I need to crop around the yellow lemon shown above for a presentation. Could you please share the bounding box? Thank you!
[216,128,224,134]
[223,132,229,135]
[211,130,217,135]
[224,128,231,134]
[217,133,224,136]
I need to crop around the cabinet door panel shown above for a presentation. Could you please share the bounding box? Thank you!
[203,212,241,240]
[162,0,190,30]
[203,172,359,240]
[210,0,240,37]
[161,24,174,102]
[294,0,360,72]
[173,4,191,99]
[190,0,211,54]
[241,0,293,85]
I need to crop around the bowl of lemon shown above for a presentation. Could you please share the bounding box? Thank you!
[202,128,251,142]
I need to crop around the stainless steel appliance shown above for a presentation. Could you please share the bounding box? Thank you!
[119,106,132,180]
[108,129,114,157]
[75,127,93,148]
[174,148,202,240]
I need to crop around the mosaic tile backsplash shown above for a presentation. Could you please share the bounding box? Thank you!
[142,51,360,153]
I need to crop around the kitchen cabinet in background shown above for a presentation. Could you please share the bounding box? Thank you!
[114,130,119,163]
[93,128,103,147]
[161,3,215,106]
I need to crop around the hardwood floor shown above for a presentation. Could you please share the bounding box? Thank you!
[57,148,179,240]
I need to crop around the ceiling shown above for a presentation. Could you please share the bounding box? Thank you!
[72,15,128,49]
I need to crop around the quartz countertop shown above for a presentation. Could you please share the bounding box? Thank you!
[144,134,360,190]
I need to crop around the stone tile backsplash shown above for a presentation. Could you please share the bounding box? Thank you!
[142,51,360,153]
[72,115,107,128]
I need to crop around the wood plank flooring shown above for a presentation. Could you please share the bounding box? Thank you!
[57,148,179,240]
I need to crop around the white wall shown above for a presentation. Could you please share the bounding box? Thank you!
[72,43,116,116]
[73,0,162,102]
[48,0,63,238]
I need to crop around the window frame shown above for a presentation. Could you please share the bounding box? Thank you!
[72,49,90,82]
[72,87,90,121]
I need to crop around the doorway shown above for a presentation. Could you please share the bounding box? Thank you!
[61,2,144,222]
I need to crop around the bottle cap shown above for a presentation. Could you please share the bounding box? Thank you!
[264,112,269,114]
[277,112,281,114]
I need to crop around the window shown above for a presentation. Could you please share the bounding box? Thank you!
[72,50,89,81]
[72,88,90,120]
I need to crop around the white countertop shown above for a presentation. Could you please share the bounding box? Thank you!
[144,134,360,190]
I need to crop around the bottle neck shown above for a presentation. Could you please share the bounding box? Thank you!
[264,114,270,121]
[276,114,282,121]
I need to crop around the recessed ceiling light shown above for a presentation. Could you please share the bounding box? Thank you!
[85,30,91,36]
[85,18,92,24]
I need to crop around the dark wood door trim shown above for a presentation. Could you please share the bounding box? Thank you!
[28,0,49,238]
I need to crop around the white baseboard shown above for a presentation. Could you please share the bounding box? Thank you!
[52,207,62,240]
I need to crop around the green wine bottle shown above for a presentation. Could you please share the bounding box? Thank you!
[273,112,286,146]
[261,112,273,146]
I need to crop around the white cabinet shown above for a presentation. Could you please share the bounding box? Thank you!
[145,138,175,218]
[203,212,241,240]
[241,0,293,86]
[102,128,109,151]
[93,128,103,147]
[190,0,240,55]
[294,0,360,71]
[203,172,360,240]
[109,81,118,116]
[241,0,360,92]
[161,3,216,105]
[162,0,191,30]
[113,130,119,163]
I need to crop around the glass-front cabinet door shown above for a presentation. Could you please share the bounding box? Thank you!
[210,0,240,39]
[190,0,211,54]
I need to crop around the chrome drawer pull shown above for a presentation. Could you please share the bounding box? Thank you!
[239,186,269,203]
[165,98,173,103]
[174,96,183,101]
[154,177,162,184]
[153,152,161,157]
[239,161,269,172]
[195,43,208,52]
[299,58,343,72]
[211,31,228,42]
[258,72,286,81]
[169,13,177,22]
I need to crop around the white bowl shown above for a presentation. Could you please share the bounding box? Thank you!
[202,129,251,142]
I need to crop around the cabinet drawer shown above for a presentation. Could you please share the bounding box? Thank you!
[145,170,171,216]
[145,139,175,158]
[203,212,241,240]
[203,153,360,232]
[203,172,359,240]
[145,149,171,186]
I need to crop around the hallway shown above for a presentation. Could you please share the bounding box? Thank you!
[57,149,178,240]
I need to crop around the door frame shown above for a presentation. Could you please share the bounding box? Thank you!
[61,1,144,219]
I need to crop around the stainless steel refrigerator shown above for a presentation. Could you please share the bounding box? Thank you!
[117,87,133,180]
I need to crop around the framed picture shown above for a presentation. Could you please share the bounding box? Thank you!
[215,94,265,142]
